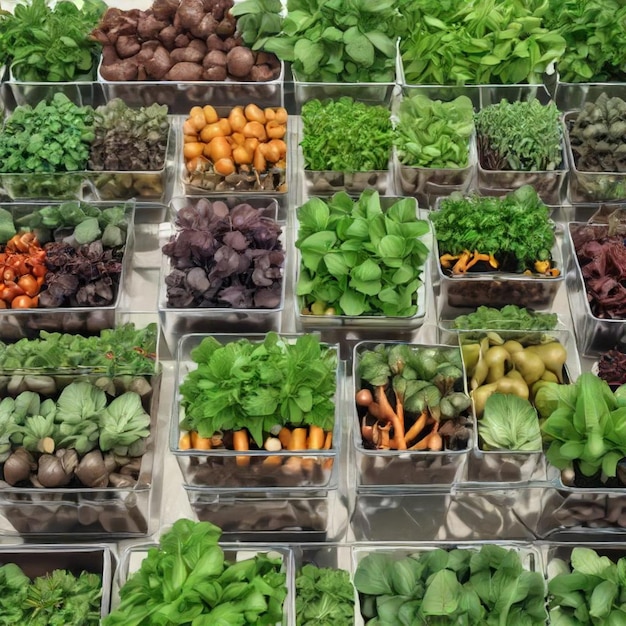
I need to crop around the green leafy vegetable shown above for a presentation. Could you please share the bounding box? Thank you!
[354,545,548,624]
[244,0,405,82]
[548,547,626,624]
[544,0,626,82]
[0,0,106,81]
[399,0,565,85]
[300,98,393,172]
[0,563,102,625]
[476,99,563,171]
[296,191,429,317]
[541,373,626,480]
[179,333,337,447]
[395,94,475,169]
[479,393,542,451]
[453,305,559,331]
[295,564,355,625]
[0,323,157,375]
[431,186,556,273]
[98,391,151,456]
[103,519,287,626]
[0,93,95,174]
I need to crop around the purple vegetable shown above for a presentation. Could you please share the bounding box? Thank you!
[162,200,284,309]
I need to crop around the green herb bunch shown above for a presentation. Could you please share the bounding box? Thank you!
[395,94,475,169]
[296,191,430,317]
[179,333,337,447]
[354,544,548,624]
[104,519,288,626]
[544,0,626,82]
[431,186,555,272]
[301,97,393,172]
[0,93,95,174]
[234,0,404,82]
[475,99,563,171]
[548,547,626,623]
[453,305,559,331]
[0,323,157,374]
[399,0,565,85]
[0,563,102,625]
[0,0,107,82]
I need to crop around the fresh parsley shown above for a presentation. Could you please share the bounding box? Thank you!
[179,333,337,447]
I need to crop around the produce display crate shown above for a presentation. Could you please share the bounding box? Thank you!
[563,110,626,204]
[98,58,285,114]
[0,544,113,620]
[0,200,135,341]
[0,370,161,538]
[158,196,287,354]
[170,333,343,489]
[184,486,345,543]
[565,220,626,356]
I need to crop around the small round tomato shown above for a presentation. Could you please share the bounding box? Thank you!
[11,295,34,309]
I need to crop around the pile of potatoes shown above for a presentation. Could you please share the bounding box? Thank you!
[92,0,281,82]
[183,103,287,190]
[462,333,568,417]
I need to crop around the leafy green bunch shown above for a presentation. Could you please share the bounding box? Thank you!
[104,519,288,626]
[395,94,475,169]
[296,191,430,317]
[548,547,626,624]
[295,564,355,625]
[453,305,559,331]
[301,97,393,172]
[0,0,107,81]
[0,93,95,174]
[544,0,626,82]
[1,381,151,457]
[475,99,563,171]
[179,333,337,447]
[0,323,158,374]
[431,186,555,272]
[235,0,404,82]
[0,563,102,626]
[539,373,626,480]
[354,545,548,624]
[399,0,565,85]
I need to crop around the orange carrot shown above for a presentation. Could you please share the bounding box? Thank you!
[179,432,191,450]
[375,386,407,450]
[404,410,428,445]
[288,427,307,451]
[233,429,250,467]
[278,427,291,449]
[190,431,212,450]
[323,431,332,450]
[307,425,325,450]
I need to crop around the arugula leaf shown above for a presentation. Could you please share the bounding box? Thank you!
[453,305,558,332]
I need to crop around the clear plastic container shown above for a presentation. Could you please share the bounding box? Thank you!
[0,171,88,201]
[184,486,345,542]
[98,57,285,114]
[158,197,286,354]
[170,333,342,489]
[0,200,135,341]
[451,328,581,483]
[564,110,626,203]
[303,169,390,196]
[476,141,568,206]
[115,541,293,624]
[0,371,160,538]
[87,120,174,203]
[554,80,626,112]
[0,543,112,620]
[295,198,430,336]
[432,215,564,317]
[352,340,472,488]
[565,221,626,356]
[393,138,477,209]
